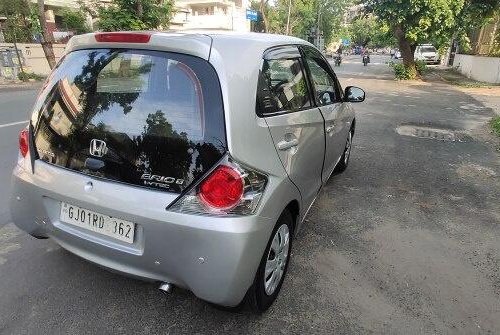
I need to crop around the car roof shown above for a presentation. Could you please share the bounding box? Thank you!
[65,30,314,61]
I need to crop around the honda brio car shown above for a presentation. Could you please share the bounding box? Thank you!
[10,31,365,312]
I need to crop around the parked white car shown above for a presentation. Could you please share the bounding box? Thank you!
[414,44,440,64]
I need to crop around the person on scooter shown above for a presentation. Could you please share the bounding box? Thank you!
[334,45,343,66]
[362,48,370,66]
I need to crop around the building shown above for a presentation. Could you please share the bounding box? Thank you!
[171,0,251,32]
[31,0,81,36]
[30,0,115,40]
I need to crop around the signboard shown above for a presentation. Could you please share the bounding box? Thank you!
[246,9,259,22]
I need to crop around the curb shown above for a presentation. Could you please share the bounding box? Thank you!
[0,81,43,91]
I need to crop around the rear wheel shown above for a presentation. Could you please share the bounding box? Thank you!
[248,209,294,313]
[335,128,353,173]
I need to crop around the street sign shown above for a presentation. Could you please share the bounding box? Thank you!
[246,9,259,22]
[342,39,350,46]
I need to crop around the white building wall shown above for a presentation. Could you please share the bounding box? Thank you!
[453,54,500,84]
[172,0,250,32]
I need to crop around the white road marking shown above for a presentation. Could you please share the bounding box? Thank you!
[0,120,28,128]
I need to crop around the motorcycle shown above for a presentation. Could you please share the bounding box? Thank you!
[333,54,342,66]
[362,54,370,66]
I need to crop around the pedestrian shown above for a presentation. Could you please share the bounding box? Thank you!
[390,48,395,59]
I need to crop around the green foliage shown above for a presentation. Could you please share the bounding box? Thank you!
[389,62,417,80]
[60,9,90,34]
[266,0,316,38]
[87,0,174,31]
[491,116,500,137]
[414,60,428,74]
[0,0,39,43]
[458,0,500,31]
[258,0,350,45]
[389,60,426,80]
[368,0,465,50]
[348,15,395,47]
[389,60,431,80]
[18,71,44,81]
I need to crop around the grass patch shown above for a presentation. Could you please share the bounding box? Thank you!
[491,117,500,137]
[432,68,498,88]
[18,71,45,82]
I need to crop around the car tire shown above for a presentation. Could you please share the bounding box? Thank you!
[335,128,353,173]
[248,209,294,313]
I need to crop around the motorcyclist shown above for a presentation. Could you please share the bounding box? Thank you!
[362,48,370,66]
[334,45,343,66]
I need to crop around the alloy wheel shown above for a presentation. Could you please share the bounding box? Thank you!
[264,224,290,296]
[344,131,353,165]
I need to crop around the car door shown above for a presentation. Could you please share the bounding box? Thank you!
[257,45,325,215]
[301,46,347,183]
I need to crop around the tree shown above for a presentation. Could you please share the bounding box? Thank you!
[0,0,38,43]
[348,15,395,48]
[316,0,351,46]
[455,0,500,54]
[368,0,465,78]
[60,8,90,34]
[256,0,350,46]
[37,0,56,69]
[89,0,174,31]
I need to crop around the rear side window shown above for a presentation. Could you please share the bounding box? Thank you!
[32,49,226,193]
[256,58,311,116]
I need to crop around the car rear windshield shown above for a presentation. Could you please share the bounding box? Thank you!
[31,49,226,193]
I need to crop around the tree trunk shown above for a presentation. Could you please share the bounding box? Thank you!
[394,24,417,76]
[37,0,56,70]
[285,0,291,35]
[136,0,144,17]
[259,0,269,32]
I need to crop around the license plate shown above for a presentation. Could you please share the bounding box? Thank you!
[60,202,135,244]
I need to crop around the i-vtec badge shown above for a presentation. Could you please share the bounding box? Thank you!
[141,173,184,189]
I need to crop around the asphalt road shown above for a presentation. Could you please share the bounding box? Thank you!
[1,55,500,334]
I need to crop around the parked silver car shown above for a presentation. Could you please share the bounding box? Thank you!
[10,31,365,312]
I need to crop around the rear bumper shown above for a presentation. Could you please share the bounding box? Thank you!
[10,163,276,306]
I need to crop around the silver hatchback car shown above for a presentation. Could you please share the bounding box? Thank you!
[10,31,364,312]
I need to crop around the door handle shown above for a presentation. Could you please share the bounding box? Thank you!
[326,124,335,133]
[277,138,299,151]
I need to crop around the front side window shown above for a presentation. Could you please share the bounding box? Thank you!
[303,50,338,106]
[256,58,311,116]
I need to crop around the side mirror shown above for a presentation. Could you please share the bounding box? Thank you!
[344,86,365,103]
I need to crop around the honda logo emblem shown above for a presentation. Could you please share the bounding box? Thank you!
[89,139,108,158]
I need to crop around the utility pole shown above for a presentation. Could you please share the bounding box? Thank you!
[37,0,56,70]
[316,1,322,48]
[286,0,291,35]
[11,20,24,75]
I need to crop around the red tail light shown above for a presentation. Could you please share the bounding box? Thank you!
[19,129,29,157]
[198,165,244,210]
[95,32,151,43]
